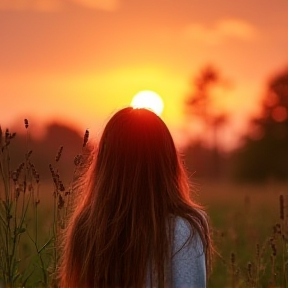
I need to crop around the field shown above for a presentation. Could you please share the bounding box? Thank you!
[196,181,288,287]
[30,181,288,288]
[1,129,288,287]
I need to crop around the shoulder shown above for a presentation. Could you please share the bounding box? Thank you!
[168,216,206,287]
[173,216,203,256]
[174,216,191,236]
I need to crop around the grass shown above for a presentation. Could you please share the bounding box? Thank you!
[0,121,287,287]
[196,182,288,287]
[0,121,89,287]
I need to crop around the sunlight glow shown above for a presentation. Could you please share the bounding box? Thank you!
[131,90,164,116]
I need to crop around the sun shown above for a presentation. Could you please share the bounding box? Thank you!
[131,90,164,116]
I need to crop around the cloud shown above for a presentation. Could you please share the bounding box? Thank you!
[71,0,119,11]
[0,0,62,11]
[0,0,119,11]
[183,18,258,45]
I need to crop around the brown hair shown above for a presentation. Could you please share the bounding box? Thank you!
[59,107,212,287]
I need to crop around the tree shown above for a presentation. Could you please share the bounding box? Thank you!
[184,65,229,179]
[233,67,288,182]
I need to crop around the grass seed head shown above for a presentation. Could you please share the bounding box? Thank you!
[74,154,82,166]
[29,162,40,183]
[26,150,33,160]
[269,237,277,256]
[59,181,65,192]
[12,162,25,182]
[55,146,64,162]
[273,223,281,235]
[24,118,29,129]
[256,243,260,259]
[231,252,236,265]
[5,128,10,145]
[247,262,252,278]
[5,128,9,139]
[83,129,89,147]
[58,194,65,210]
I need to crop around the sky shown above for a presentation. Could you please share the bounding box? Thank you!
[0,0,288,148]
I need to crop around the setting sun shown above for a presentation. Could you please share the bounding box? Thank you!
[131,90,164,116]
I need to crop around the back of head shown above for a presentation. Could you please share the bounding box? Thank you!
[94,107,183,214]
[60,107,210,288]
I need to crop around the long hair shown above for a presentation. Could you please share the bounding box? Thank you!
[59,107,212,288]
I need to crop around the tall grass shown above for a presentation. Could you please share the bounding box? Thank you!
[0,120,89,287]
[199,182,288,288]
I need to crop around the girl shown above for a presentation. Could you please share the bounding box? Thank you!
[59,107,212,287]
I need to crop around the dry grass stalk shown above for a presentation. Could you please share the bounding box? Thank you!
[0,121,51,287]
[0,120,91,287]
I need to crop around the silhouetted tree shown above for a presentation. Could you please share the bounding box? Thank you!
[184,65,229,179]
[233,67,288,182]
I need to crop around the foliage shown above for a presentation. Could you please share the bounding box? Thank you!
[185,65,229,131]
[184,65,230,179]
[233,67,288,182]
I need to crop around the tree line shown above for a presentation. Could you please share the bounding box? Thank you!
[3,64,288,183]
[184,64,288,182]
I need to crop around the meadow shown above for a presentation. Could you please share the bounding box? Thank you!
[0,124,287,287]
[198,182,288,287]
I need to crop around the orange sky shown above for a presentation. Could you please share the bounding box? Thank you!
[0,0,288,148]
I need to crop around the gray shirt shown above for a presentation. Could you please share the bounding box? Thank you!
[147,216,206,288]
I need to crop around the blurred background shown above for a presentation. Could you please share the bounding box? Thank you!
[1,0,288,183]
